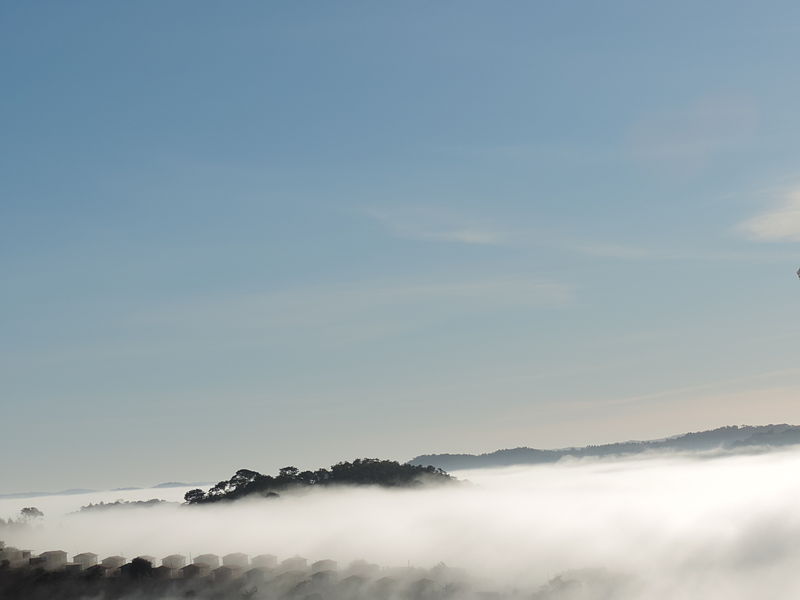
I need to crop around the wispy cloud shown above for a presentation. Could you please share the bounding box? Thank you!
[364,204,773,263]
[364,204,657,258]
[365,206,507,245]
[739,187,800,241]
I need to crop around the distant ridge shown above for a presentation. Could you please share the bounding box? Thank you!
[152,481,212,489]
[409,424,800,471]
[0,488,96,500]
[0,483,211,500]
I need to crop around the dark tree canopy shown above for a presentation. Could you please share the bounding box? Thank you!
[184,458,454,504]
[123,557,154,579]
[19,507,43,520]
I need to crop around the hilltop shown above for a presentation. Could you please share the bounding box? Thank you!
[184,458,454,504]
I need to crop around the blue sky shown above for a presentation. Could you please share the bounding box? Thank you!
[3,2,800,492]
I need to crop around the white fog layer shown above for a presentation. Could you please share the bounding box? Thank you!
[4,449,800,598]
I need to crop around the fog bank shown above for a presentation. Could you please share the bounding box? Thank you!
[5,449,800,598]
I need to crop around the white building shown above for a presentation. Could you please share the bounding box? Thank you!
[101,555,126,570]
[194,553,220,569]
[312,559,337,573]
[223,552,249,569]
[280,556,307,571]
[251,554,277,569]
[0,547,26,568]
[73,552,98,570]
[37,550,67,571]
[162,554,186,569]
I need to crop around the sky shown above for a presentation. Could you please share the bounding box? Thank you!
[2,1,800,493]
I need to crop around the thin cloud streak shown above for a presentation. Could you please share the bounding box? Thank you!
[363,204,787,263]
[364,206,507,245]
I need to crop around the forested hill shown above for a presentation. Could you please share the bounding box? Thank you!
[185,458,453,504]
[409,424,800,471]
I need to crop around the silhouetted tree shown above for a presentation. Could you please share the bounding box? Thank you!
[122,557,154,579]
[19,507,43,520]
[184,489,205,503]
[185,459,454,504]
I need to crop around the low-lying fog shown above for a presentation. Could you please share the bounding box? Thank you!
[5,448,800,598]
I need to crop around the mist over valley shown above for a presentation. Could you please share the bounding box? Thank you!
[5,433,800,599]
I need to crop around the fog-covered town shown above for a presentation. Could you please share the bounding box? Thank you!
[0,543,621,600]
[5,446,800,599]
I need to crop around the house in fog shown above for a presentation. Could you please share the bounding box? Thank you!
[0,546,27,568]
[120,558,157,579]
[101,555,126,571]
[84,564,110,578]
[223,552,249,569]
[0,547,20,565]
[244,567,270,585]
[194,553,220,569]
[280,556,307,571]
[154,565,178,579]
[251,553,277,570]
[347,560,380,578]
[34,550,67,571]
[161,554,186,569]
[273,569,308,593]
[73,552,98,570]
[181,563,210,578]
[311,569,338,586]
[213,565,242,582]
[371,575,400,600]
[312,559,338,573]
[339,574,369,596]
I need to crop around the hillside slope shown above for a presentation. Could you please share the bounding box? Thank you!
[409,424,800,470]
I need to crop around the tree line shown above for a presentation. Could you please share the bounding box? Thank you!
[185,458,454,504]
[0,507,43,532]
